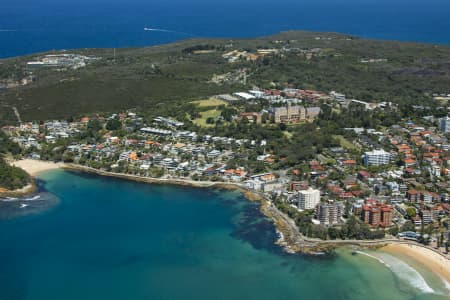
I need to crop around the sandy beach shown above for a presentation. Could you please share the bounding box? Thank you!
[12,159,65,176]
[382,243,450,285]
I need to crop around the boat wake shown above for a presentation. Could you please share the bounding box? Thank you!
[143,27,193,36]
[356,251,435,294]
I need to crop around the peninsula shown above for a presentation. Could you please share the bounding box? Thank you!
[1,30,450,286]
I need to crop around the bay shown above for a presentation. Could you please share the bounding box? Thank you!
[0,170,448,299]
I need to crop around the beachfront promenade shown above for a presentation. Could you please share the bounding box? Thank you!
[274,202,450,259]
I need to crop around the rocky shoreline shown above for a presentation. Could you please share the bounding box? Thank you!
[0,182,36,198]
[61,164,327,254]
[63,164,347,254]
[6,160,450,259]
[3,160,450,288]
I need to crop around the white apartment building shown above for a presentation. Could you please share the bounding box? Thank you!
[298,188,320,210]
[439,116,450,133]
[364,149,391,166]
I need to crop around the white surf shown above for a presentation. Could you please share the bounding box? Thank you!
[356,251,435,294]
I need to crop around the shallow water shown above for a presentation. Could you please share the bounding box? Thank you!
[0,170,448,300]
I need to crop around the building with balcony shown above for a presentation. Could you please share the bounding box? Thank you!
[364,149,391,166]
[317,202,344,226]
[298,188,320,210]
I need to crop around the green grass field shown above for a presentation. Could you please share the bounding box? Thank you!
[191,109,222,127]
[333,135,358,150]
[191,98,228,108]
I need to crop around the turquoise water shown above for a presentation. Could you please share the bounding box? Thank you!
[0,170,448,300]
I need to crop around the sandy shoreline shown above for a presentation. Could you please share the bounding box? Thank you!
[12,159,66,176]
[382,243,450,285]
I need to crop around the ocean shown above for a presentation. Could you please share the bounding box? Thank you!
[0,170,448,300]
[1,0,450,58]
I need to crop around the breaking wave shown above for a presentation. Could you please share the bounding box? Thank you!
[24,195,41,201]
[0,195,41,202]
[0,192,59,220]
[356,251,435,294]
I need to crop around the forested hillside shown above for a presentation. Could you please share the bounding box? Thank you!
[0,30,449,122]
[0,131,30,191]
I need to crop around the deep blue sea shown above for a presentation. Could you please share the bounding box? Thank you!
[0,170,449,299]
[1,0,450,58]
